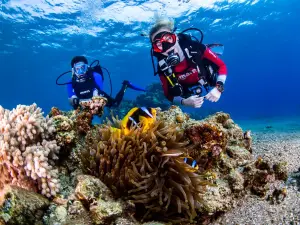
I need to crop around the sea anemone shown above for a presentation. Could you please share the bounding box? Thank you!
[78,118,211,223]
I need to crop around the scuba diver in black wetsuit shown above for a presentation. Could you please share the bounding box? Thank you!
[56,56,146,109]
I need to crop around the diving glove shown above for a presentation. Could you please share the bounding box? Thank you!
[205,86,222,102]
[182,95,204,108]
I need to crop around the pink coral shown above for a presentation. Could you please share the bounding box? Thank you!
[79,96,107,117]
[0,103,60,197]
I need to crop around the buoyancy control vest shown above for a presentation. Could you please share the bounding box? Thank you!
[151,31,220,96]
[56,60,113,97]
[72,66,103,99]
[177,33,218,87]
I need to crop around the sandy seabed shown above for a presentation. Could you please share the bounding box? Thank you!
[213,122,300,225]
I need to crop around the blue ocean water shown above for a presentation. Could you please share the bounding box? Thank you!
[1,0,299,123]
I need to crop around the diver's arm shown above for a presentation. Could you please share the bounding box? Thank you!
[67,81,79,109]
[93,72,104,90]
[202,45,228,84]
[160,74,204,107]
[91,72,116,106]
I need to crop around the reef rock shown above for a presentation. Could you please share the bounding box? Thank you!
[0,103,289,224]
[0,185,49,225]
[75,174,113,203]
[75,175,136,225]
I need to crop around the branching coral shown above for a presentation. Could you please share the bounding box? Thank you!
[74,96,107,135]
[0,103,60,197]
[79,96,107,117]
[75,111,94,135]
[78,118,210,223]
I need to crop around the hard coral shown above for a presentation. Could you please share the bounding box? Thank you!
[79,96,107,117]
[0,185,50,225]
[185,122,227,172]
[75,111,93,134]
[0,104,60,197]
[49,107,62,117]
[52,115,76,146]
[73,96,107,135]
[186,122,227,150]
[78,118,210,223]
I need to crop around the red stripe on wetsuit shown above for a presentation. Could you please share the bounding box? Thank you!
[159,46,227,102]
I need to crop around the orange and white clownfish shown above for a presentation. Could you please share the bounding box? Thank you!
[111,107,157,136]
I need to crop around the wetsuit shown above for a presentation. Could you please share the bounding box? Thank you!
[67,72,117,107]
[159,44,227,102]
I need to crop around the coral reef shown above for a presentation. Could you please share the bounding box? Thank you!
[52,115,76,146]
[154,107,286,223]
[0,185,50,225]
[75,175,136,225]
[243,157,288,197]
[49,107,62,117]
[49,96,107,136]
[78,117,209,223]
[75,111,94,135]
[0,104,60,197]
[42,174,140,225]
[0,103,290,224]
[79,96,107,117]
[72,96,107,135]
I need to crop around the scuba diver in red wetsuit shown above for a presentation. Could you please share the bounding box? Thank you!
[149,20,227,108]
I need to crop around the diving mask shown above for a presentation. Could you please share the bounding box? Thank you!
[152,31,177,53]
[73,62,88,77]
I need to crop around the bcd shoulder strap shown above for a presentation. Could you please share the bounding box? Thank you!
[178,34,217,87]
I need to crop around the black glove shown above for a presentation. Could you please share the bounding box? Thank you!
[72,98,80,110]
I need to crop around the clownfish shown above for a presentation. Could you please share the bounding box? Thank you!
[111,107,157,136]
[182,156,199,171]
[121,107,156,135]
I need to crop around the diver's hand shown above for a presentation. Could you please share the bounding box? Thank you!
[205,87,221,102]
[72,98,80,109]
[182,95,204,108]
